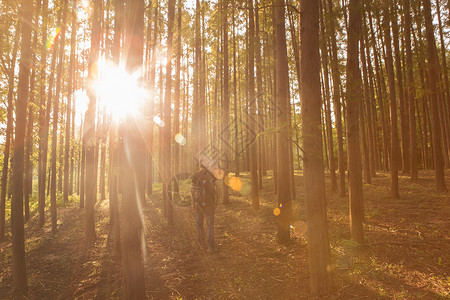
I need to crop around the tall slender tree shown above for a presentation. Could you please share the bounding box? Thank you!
[423,0,447,192]
[11,0,34,294]
[346,0,364,243]
[0,20,19,240]
[121,0,147,296]
[384,0,400,199]
[299,0,333,294]
[85,0,102,243]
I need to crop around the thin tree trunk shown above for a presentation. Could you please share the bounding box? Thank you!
[383,0,400,198]
[346,0,365,243]
[276,0,292,243]
[423,0,447,192]
[51,0,69,232]
[404,0,417,180]
[65,6,77,203]
[11,0,33,293]
[24,0,42,222]
[85,0,101,243]
[319,0,338,191]
[0,20,19,240]
[248,0,259,209]
[222,0,230,204]
[327,0,346,195]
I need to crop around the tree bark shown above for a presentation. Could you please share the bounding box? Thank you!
[11,0,33,294]
[248,0,260,209]
[0,20,19,240]
[404,0,418,180]
[327,0,346,196]
[423,0,448,192]
[383,0,400,199]
[346,0,365,243]
[121,0,147,296]
[85,0,101,243]
[300,0,333,294]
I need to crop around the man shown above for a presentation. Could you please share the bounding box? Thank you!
[191,159,217,253]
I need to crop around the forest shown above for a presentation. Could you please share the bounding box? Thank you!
[0,0,449,298]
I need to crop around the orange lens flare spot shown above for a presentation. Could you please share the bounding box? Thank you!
[229,176,242,191]
[174,133,186,145]
[273,207,281,216]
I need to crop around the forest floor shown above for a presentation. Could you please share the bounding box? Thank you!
[0,170,449,299]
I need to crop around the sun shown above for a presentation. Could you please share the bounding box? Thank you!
[93,59,148,121]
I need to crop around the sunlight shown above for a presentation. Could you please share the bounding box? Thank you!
[93,60,147,122]
[75,0,93,20]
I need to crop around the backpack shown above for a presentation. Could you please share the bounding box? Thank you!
[191,170,215,207]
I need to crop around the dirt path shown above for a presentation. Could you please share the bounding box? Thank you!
[0,170,449,299]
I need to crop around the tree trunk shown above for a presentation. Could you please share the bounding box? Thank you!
[319,0,338,191]
[0,20,19,240]
[346,0,365,243]
[327,0,346,196]
[383,0,400,199]
[51,0,69,233]
[64,6,77,203]
[404,0,418,180]
[248,0,260,209]
[222,0,230,204]
[423,0,448,192]
[163,0,175,226]
[11,0,33,294]
[368,10,390,171]
[85,0,101,243]
[24,0,42,222]
[121,0,146,296]
[299,0,333,294]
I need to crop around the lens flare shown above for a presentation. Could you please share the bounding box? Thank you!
[291,220,306,236]
[46,27,61,50]
[153,115,165,127]
[273,207,281,216]
[229,176,242,191]
[174,133,186,145]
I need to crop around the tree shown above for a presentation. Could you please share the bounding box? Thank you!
[346,0,364,243]
[383,0,400,199]
[64,5,77,204]
[327,0,346,196]
[11,0,34,294]
[0,19,19,241]
[85,0,102,243]
[404,0,418,181]
[222,0,230,204]
[51,0,69,233]
[423,0,447,192]
[299,0,333,294]
[121,0,146,296]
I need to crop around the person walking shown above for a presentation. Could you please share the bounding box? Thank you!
[191,159,217,253]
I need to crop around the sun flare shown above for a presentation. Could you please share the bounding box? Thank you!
[93,60,148,121]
